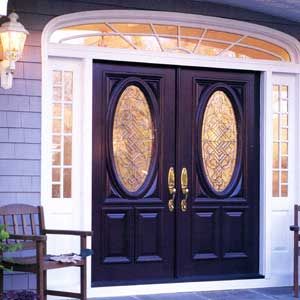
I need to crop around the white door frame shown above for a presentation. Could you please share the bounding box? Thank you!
[41,10,300,298]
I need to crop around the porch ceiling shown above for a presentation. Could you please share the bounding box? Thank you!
[198,0,300,22]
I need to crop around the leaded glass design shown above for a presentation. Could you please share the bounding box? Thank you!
[201,91,237,192]
[51,70,73,198]
[50,23,291,62]
[113,85,154,193]
[272,84,288,197]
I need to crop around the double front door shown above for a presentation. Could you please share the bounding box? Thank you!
[92,62,260,286]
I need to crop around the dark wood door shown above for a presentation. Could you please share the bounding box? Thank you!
[176,68,260,279]
[92,62,176,285]
[92,62,260,286]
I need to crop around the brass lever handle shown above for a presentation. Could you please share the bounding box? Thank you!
[168,187,176,212]
[181,167,188,212]
[181,188,189,212]
[168,167,176,212]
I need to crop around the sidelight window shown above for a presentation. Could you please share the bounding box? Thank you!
[50,23,290,62]
[272,84,289,197]
[51,69,73,199]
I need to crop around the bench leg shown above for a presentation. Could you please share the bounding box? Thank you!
[36,241,45,300]
[37,271,44,300]
[295,273,299,298]
[295,252,299,297]
[80,236,87,300]
[43,270,47,298]
[80,264,86,300]
[0,269,3,299]
[295,233,299,298]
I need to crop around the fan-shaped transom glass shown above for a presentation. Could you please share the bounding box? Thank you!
[201,91,238,192]
[50,22,290,62]
[112,85,154,193]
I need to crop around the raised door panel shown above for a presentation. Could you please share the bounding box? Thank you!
[222,207,249,259]
[101,208,133,264]
[192,207,220,260]
[135,207,164,262]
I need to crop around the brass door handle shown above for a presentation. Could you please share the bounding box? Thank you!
[181,167,188,212]
[168,167,176,212]
[168,187,176,212]
[181,188,189,212]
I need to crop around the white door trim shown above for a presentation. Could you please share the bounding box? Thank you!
[42,9,300,64]
[41,10,300,298]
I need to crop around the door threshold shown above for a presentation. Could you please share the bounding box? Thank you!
[87,275,292,298]
[92,274,264,288]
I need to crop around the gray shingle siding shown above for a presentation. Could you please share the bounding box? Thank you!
[0,54,41,209]
[8,128,25,142]
[0,128,8,142]
[14,144,40,159]
[0,21,42,292]
[24,63,41,80]
[0,38,41,289]
[0,192,40,203]
[0,95,30,111]
[0,176,39,193]
[0,160,40,176]
[0,144,14,159]
[5,273,36,290]
[0,4,43,289]
[29,97,41,112]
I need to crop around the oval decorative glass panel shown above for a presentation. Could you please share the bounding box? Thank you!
[201,90,237,192]
[112,85,154,193]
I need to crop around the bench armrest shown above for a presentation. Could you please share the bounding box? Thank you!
[44,229,92,237]
[290,225,299,232]
[9,234,47,241]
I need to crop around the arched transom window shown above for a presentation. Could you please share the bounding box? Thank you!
[50,22,290,62]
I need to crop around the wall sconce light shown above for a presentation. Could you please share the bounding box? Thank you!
[0,12,28,89]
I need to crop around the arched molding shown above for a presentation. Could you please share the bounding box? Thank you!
[42,10,300,63]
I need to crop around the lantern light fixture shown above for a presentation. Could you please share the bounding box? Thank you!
[0,12,28,89]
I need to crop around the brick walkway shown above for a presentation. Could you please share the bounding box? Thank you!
[90,287,295,300]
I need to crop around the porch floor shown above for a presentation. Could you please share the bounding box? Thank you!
[90,287,295,300]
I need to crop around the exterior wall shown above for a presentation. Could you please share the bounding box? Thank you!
[1,0,300,291]
[0,31,42,291]
[0,33,41,207]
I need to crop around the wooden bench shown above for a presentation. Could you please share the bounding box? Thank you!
[290,204,300,298]
[0,204,92,300]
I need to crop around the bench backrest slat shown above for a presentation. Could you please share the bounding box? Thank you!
[0,204,45,251]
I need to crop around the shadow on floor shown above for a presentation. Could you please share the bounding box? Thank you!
[90,287,295,300]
